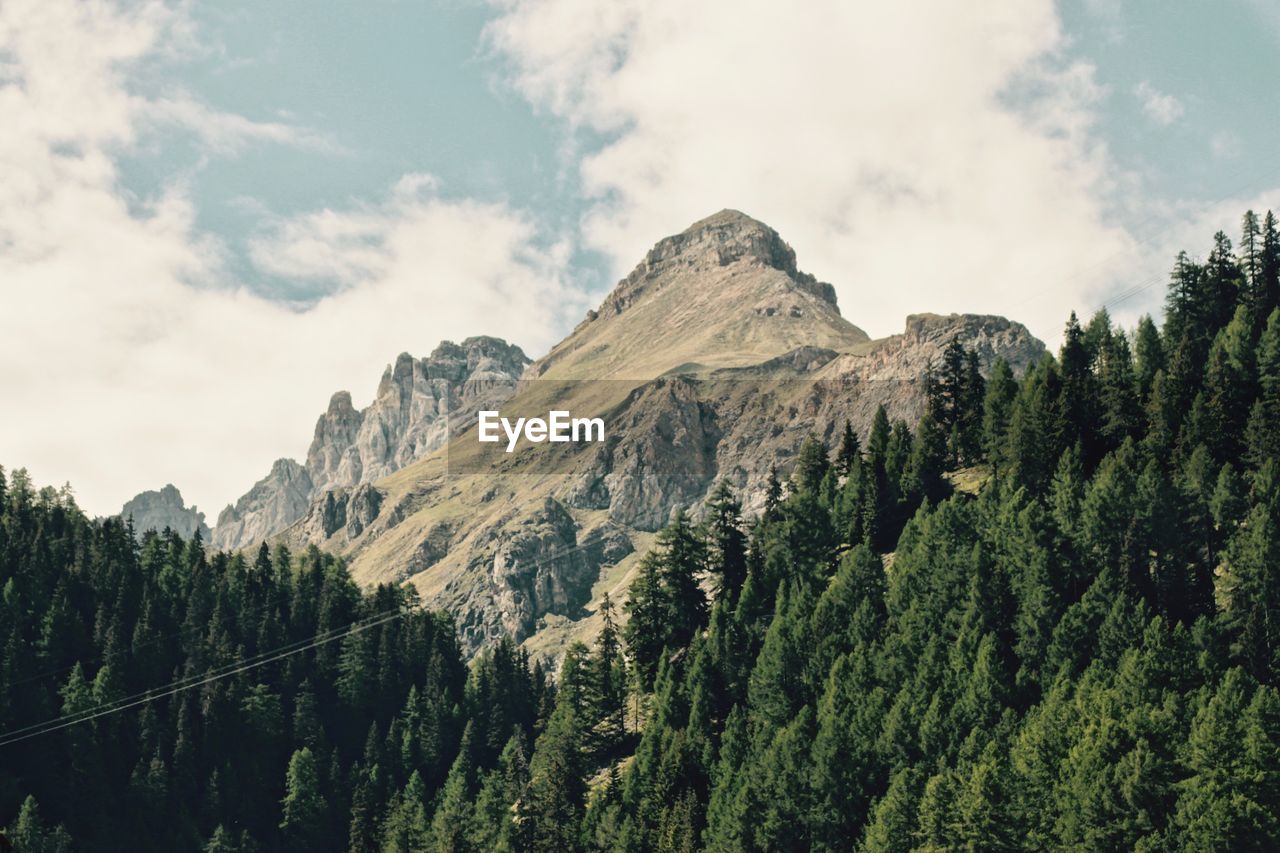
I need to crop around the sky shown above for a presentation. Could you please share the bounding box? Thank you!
[1,0,1278,518]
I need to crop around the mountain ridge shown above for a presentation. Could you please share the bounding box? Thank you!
[120,210,1046,659]
[207,336,530,551]
[268,211,1045,658]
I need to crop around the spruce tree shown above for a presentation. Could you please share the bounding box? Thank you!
[1133,314,1164,404]
[658,509,708,651]
[623,553,667,690]
[836,419,860,479]
[519,700,586,852]
[587,593,627,756]
[703,481,747,600]
[1246,309,1280,467]
[279,747,327,852]
[982,357,1017,468]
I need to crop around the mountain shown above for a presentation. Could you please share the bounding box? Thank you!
[119,484,211,541]
[265,210,1045,658]
[210,337,530,551]
[530,209,869,380]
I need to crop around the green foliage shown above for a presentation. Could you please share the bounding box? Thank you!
[0,479,545,852]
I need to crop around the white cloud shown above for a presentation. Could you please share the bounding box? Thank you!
[485,0,1138,344]
[1134,81,1184,126]
[143,95,346,156]
[0,0,582,517]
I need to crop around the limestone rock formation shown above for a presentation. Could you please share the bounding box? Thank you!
[212,336,530,551]
[307,337,530,492]
[563,377,723,530]
[120,484,210,541]
[486,498,595,642]
[212,459,313,552]
[264,210,1047,660]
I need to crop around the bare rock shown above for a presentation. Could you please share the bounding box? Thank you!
[563,377,721,530]
[211,459,313,552]
[212,336,529,552]
[486,498,596,642]
[120,484,210,541]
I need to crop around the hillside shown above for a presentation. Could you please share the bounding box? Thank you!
[273,211,1045,657]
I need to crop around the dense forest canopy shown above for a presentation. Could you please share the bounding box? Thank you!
[3,210,1280,850]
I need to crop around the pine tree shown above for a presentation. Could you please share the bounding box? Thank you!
[982,357,1018,468]
[1218,494,1280,681]
[836,420,861,479]
[1165,251,1210,420]
[861,768,921,852]
[623,553,667,690]
[1175,669,1280,847]
[658,509,708,651]
[1005,358,1066,493]
[432,725,479,852]
[279,747,327,852]
[793,434,831,497]
[951,741,1019,851]
[1246,309,1280,467]
[1243,211,1265,317]
[1133,314,1165,404]
[1097,327,1140,451]
[1261,211,1280,320]
[900,410,948,508]
[703,481,747,601]
[747,583,813,729]
[587,593,627,756]
[1205,230,1244,332]
[1060,312,1102,465]
[519,700,586,852]
[1201,308,1255,463]
[6,796,74,853]
[764,466,783,519]
[381,771,431,853]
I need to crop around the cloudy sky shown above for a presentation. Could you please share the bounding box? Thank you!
[2,0,1278,518]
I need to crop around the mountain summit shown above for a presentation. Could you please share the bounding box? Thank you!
[532,209,868,380]
[249,212,1043,657]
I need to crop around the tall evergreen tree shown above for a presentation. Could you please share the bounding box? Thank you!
[279,747,327,853]
[587,593,627,757]
[703,482,747,602]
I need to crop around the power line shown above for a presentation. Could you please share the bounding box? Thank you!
[0,524,619,748]
[0,604,414,749]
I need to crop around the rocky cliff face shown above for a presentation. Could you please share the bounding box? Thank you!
[563,378,723,530]
[212,336,530,552]
[120,484,211,541]
[272,210,1046,660]
[212,459,314,551]
[306,338,530,493]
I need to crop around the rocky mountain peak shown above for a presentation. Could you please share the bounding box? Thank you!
[598,209,838,320]
[531,211,865,380]
[326,390,357,415]
[211,459,313,552]
[213,336,530,552]
[120,484,210,541]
